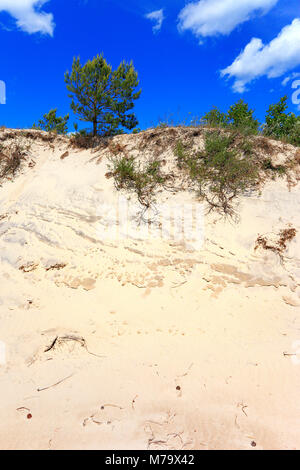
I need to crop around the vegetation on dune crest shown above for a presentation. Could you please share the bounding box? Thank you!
[202,107,227,128]
[21,53,300,219]
[28,49,299,149]
[64,54,141,137]
[110,128,270,218]
[227,100,260,135]
[0,142,27,182]
[157,97,299,147]
[175,131,259,216]
[109,93,299,218]
[0,48,298,223]
[263,96,300,146]
[33,109,69,135]
[203,96,300,145]
[201,100,260,135]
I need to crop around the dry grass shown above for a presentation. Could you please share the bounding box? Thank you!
[255,227,297,255]
[108,141,129,157]
[253,136,278,156]
[0,128,60,144]
[69,133,106,149]
[0,128,70,183]
[295,149,300,165]
[0,143,26,181]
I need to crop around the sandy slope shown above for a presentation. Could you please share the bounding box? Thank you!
[0,128,299,450]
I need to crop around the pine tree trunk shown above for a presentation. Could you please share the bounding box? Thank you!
[93,120,97,137]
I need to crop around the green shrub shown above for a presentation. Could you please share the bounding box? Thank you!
[201,101,259,135]
[202,106,227,128]
[175,131,258,215]
[111,156,136,189]
[227,100,259,134]
[263,96,300,146]
[175,140,187,169]
[110,155,165,207]
[204,131,234,156]
[33,109,69,135]
[240,139,254,156]
[288,119,300,147]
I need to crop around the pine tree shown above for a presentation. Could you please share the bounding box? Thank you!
[33,109,69,134]
[65,54,141,137]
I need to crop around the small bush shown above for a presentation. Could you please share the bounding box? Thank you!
[227,100,260,135]
[33,109,69,135]
[0,143,26,181]
[202,107,227,128]
[201,100,260,136]
[263,96,300,146]
[110,155,166,207]
[175,140,188,169]
[239,138,254,157]
[175,131,259,216]
[111,156,136,189]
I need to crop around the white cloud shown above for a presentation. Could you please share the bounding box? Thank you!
[0,0,54,35]
[145,9,164,33]
[178,0,278,39]
[221,19,300,93]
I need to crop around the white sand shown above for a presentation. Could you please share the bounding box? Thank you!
[0,128,299,450]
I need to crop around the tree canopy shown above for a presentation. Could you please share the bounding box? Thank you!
[33,109,69,134]
[227,100,259,134]
[264,96,299,141]
[65,54,141,136]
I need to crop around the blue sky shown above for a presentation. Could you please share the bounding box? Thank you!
[0,0,299,131]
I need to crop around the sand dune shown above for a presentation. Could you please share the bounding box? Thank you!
[0,128,299,450]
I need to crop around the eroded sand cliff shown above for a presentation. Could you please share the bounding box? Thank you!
[0,128,299,450]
